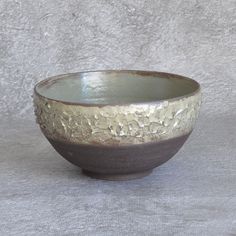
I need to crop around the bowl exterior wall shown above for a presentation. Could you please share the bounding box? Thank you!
[33,72,201,179]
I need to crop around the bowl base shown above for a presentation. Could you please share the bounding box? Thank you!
[82,169,152,181]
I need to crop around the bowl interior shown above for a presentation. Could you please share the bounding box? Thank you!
[35,71,199,105]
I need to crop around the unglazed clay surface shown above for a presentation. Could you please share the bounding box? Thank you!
[34,91,201,145]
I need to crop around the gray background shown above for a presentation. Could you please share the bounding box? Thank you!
[0,0,236,235]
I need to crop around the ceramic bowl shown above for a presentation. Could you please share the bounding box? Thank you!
[34,70,201,180]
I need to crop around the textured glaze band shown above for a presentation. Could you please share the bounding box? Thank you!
[34,90,201,146]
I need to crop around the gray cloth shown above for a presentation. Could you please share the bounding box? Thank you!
[0,0,236,235]
[0,0,236,118]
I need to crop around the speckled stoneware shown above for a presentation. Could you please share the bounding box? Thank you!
[34,70,201,180]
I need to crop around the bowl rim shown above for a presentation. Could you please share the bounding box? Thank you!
[34,70,201,107]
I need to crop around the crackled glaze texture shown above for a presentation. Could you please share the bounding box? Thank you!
[34,91,201,146]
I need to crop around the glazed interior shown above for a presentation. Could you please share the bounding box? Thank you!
[35,71,199,105]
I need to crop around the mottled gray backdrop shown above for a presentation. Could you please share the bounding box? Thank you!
[1,1,236,236]
[0,0,235,119]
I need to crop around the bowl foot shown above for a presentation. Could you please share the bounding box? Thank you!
[82,169,152,181]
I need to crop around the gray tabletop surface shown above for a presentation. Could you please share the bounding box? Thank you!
[1,114,236,236]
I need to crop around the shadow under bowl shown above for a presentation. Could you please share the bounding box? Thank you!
[34,70,201,180]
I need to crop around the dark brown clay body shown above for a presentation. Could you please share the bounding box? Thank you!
[48,133,190,180]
